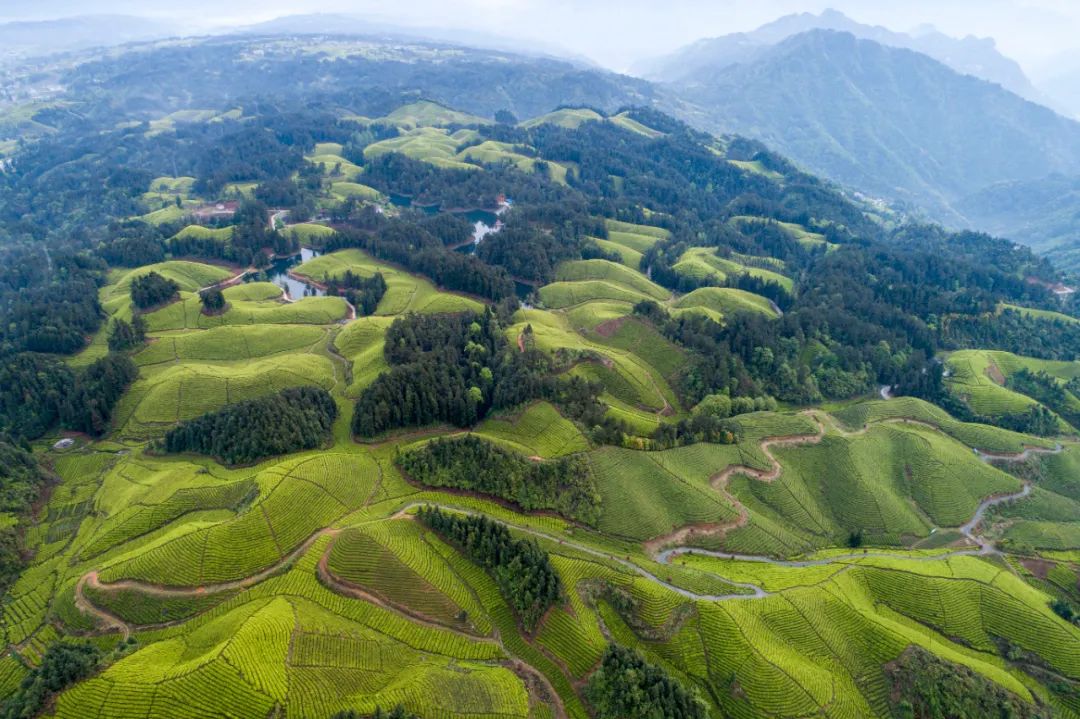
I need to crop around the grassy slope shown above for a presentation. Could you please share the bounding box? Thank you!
[18,227,1080,719]
[673,246,794,292]
[297,249,483,316]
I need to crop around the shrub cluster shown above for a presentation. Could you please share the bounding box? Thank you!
[352,310,541,437]
[585,644,706,719]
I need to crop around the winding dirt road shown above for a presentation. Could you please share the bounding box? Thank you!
[653,412,1063,568]
[74,412,1066,644]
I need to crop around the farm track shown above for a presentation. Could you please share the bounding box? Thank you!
[74,528,341,637]
[652,411,1064,569]
[643,411,828,557]
[73,412,1067,660]
[315,538,493,642]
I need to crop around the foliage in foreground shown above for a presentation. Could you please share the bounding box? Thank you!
[163,386,337,465]
[417,506,560,630]
[585,644,707,719]
[0,642,100,719]
[886,645,1052,719]
[398,434,599,523]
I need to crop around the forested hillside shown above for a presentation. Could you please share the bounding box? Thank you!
[0,34,1077,719]
[668,30,1080,228]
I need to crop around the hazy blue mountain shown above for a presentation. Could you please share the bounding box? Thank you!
[233,14,589,65]
[668,30,1080,230]
[0,15,174,59]
[637,9,1046,106]
[1034,53,1080,120]
[52,34,654,125]
[956,174,1080,268]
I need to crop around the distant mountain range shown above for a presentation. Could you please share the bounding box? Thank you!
[642,20,1080,270]
[660,30,1080,222]
[0,15,174,59]
[4,9,1080,272]
[0,12,588,68]
[635,9,1051,108]
[233,13,589,65]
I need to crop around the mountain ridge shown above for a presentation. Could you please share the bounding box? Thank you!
[665,29,1080,233]
[637,8,1048,107]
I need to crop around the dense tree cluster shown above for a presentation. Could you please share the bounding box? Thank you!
[1006,369,1079,430]
[0,642,101,719]
[0,440,50,590]
[98,229,167,267]
[0,354,136,439]
[107,316,147,352]
[325,271,387,316]
[199,287,227,315]
[886,646,1052,719]
[129,271,180,310]
[943,310,1080,362]
[417,506,560,630]
[585,644,706,719]
[64,355,140,436]
[352,310,540,437]
[1051,598,1079,625]
[163,386,337,465]
[398,435,599,523]
[167,201,297,268]
[328,220,514,301]
[0,249,106,356]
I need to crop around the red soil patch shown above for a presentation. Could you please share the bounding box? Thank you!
[593,316,628,338]
[985,358,1006,386]
[1020,557,1055,579]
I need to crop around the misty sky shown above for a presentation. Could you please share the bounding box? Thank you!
[3,0,1078,76]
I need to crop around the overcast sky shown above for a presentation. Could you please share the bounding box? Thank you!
[3,0,1079,76]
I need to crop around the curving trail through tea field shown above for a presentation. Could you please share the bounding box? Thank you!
[73,412,1066,638]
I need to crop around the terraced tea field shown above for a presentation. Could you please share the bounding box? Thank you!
[17,115,1080,717]
[296,249,483,316]
[673,286,780,321]
[673,247,794,291]
[22,359,1080,719]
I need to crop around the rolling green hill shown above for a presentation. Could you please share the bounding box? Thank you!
[3,79,1080,719]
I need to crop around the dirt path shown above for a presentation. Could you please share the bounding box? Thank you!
[75,528,340,631]
[198,266,252,295]
[269,209,289,232]
[391,503,765,600]
[73,408,1067,656]
[316,538,492,641]
[75,572,132,641]
[652,410,1061,567]
[644,412,827,556]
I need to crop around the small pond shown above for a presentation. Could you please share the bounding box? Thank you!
[249,247,325,299]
